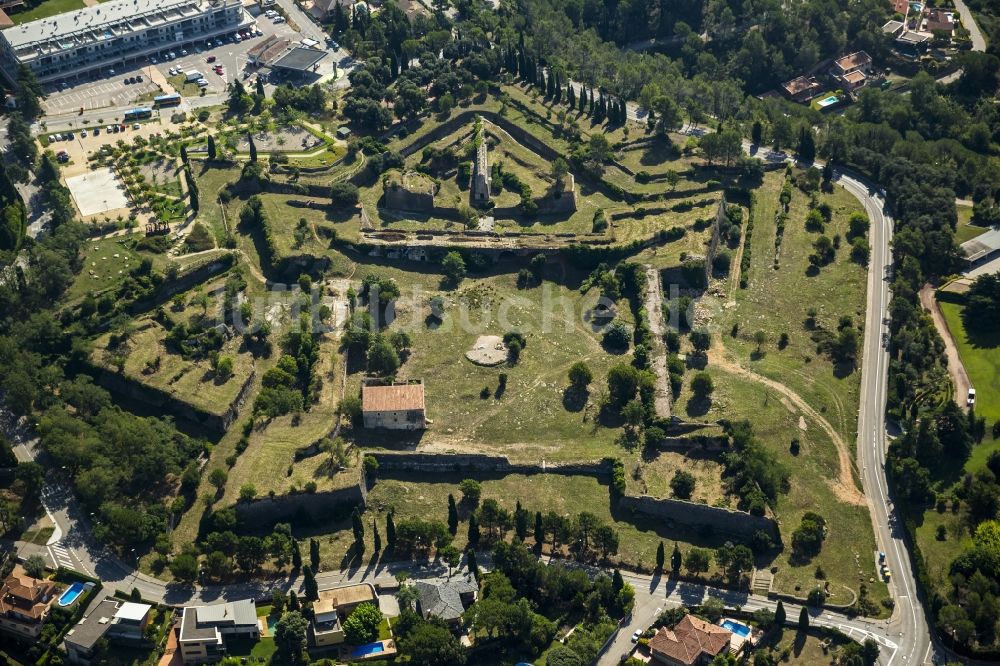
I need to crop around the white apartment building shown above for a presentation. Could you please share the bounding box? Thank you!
[0,0,248,84]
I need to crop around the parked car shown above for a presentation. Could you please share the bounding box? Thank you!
[136,75,143,82]
[207,55,216,63]
[272,15,285,23]
[181,49,188,56]
[133,123,141,130]
[93,128,100,135]
[631,629,642,643]
[968,388,977,406]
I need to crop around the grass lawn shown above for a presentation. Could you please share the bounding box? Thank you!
[753,628,857,664]
[672,366,888,609]
[66,236,143,302]
[939,301,1000,423]
[953,203,989,245]
[351,271,631,461]
[633,449,726,506]
[167,74,205,98]
[10,0,86,24]
[711,170,868,445]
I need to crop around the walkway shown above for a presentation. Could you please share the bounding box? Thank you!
[643,264,672,418]
[919,284,971,409]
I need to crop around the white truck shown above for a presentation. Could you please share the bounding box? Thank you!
[185,70,203,82]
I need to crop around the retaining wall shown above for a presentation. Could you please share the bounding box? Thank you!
[234,471,367,525]
[371,452,613,477]
[91,365,256,434]
[617,495,780,541]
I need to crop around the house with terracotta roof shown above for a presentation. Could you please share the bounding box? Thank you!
[890,0,909,15]
[781,75,823,102]
[830,51,873,92]
[361,380,426,430]
[923,8,955,35]
[0,565,60,640]
[648,615,733,666]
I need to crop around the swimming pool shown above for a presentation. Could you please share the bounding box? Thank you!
[58,582,85,607]
[816,95,839,108]
[721,619,751,638]
[351,642,385,658]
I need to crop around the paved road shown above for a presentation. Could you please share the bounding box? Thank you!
[953,0,987,52]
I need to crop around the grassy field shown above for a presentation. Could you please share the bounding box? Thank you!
[313,472,730,574]
[66,236,144,302]
[939,301,1000,423]
[9,0,86,24]
[633,449,726,506]
[219,337,349,502]
[672,366,888,608]
[352,271,632,461]
[91,314,255,418]
[709,170,868,444]
[954,203,988,244]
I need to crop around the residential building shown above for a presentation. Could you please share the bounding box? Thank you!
[63,598,153,665]
[361,380,426,430]
[311,0,352,22]
[309,583,378,647]
[0,565,59,640]
[0,0,248,85]
[882,19,905,37]
[414,575,478,625]
[890,0,909,14]
[962,227,1000,268]
[177,599,258,665]
[780,75,822,102]
[830,51,873,92]
[648,615,733,666]
[924,8,955,35]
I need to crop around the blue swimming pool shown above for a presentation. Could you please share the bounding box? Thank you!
[721,619,751,638]
[351,642,385,658]
[816,95,839,108]
[58,582,85,607]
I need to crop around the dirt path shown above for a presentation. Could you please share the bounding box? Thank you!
[708,338,866,506]
[644,265,672,418]
[919,284,971,409]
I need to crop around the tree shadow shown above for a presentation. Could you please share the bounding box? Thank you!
[792,629,807,657]
[685,396,712,417]
[562,386,589,412]
[685,353,708,370]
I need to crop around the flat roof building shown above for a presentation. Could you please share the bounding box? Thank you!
[63,598,153,665]
[0,0,247,84]
[780,75,822,102]
[178,599,258,665]
[270,45,327,73]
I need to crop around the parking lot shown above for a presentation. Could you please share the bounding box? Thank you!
[40,11,305,116]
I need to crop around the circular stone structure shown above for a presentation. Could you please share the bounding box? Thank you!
[465,335,507,366]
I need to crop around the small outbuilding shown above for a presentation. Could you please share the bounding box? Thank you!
[361,380,426,430]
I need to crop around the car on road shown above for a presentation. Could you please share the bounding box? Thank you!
[968,388,977,406]
[207,55,216,63]
[631,629,642,642]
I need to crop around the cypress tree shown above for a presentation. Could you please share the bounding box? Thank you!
[386,512,396,554]
[255,76,265,99]
[247,133,257,163]
[351,506,365,554]
[656,541,665,573]
[534,511,544,544]
[447,494,458,535]
[546,69,555,98]
[302,564,319,601]
[467,548,479,580]
[579,86,586,113]
[671,543,682,574]
[309,538,320,570]
[798,606,809,632]
[587,87,595,114]
[514,501,527,541]
[467,513,480,548]
[567,82,576,108]
[291,540,302,570]
[390,51,399,79]
[751,120,763,146]
[775,600,786,627]
[288,590,300,611]
[207,135,217,161]
[180,144,188,163]
[612,569,624,593]
[373,520,381,553]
